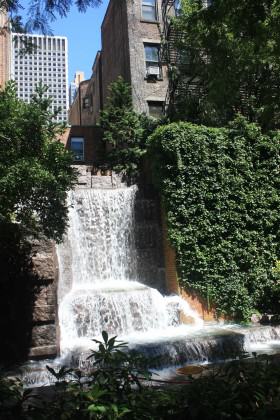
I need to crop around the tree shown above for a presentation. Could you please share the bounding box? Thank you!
[99,76,146,177]
[0,0,103,33]
[170,0,280,130]
[0,82,76,242]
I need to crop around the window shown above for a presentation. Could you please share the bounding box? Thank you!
[70,137,84,161]
[144,44,161,78]
[148,101,164,118]
[142,0,157,21]
[83,95,92,109]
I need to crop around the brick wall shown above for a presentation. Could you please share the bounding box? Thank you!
[60,125,104,165]
[68,80,90,125]
[101,0,168,114]
[0,12,11,88]
[90,51,103,124]
[126,0,168,113]
[101,0,131,104]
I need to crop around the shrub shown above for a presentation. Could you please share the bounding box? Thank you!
[148,117,280,319]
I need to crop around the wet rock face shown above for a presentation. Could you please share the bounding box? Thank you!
[134,195,166,293]
[30,239,58,359]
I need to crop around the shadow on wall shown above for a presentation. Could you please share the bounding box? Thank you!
[0,222,39,366]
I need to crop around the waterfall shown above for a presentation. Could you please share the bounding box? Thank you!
[57,185,202,356]
[10,182,280,389]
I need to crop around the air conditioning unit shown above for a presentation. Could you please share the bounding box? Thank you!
[147,66,160,77]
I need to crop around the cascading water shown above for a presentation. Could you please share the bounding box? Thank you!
[14,181,280,388]
[57,185,202,358]
[53,181,280,376]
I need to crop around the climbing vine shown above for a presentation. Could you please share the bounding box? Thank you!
[148,117,280,320]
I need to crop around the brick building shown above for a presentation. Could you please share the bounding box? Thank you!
[68,52,103,125]
[0,11,11,88]
[69,0,169,125]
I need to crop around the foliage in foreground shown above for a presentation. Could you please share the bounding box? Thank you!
[1,332,280,419]
[0,82,76,363]
[171,0,280,130]
[148,117,280,320]
[1,0,103,34]
[0,82,76,241]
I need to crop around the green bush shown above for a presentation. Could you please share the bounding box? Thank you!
[148,117,280,319]
[1,332,280,419]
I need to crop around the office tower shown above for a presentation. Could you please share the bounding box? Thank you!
[69,70,85,105]
[11,33,69,122]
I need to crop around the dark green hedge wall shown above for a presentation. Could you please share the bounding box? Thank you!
[148,117,280,319]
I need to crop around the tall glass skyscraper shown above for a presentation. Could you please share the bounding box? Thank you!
[11,33,69,122]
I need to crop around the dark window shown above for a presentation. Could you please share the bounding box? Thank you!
[144,44,161,78]
[83,95,92,109]
[148,101,163,118]
[70,137,84,161]
[142,0,157,21]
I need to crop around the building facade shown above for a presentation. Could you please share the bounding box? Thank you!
[0,11,11,88]
[69,0,169,125]
[11,33,69,122]
[68,52,103,126]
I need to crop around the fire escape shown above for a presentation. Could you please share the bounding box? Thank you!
[161,0,181,115]
[161,1,208,118]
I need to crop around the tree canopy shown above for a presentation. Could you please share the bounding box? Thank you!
[0,0,103,33]
[170,0,280,130]
[0,82,76,241]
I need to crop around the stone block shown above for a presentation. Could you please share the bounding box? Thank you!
[28,345,57,358]
[251,314,261,324]
[35,283,56,307]
[31,324,56,347]
[31,238,54,255]
[33,305,56,322]
[32,255,55,279]
[31,239,56,280]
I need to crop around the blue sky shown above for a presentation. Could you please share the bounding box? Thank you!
[21,0,109,81]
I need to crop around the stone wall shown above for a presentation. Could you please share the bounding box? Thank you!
[134,189,166,292]
[29,239,58,358]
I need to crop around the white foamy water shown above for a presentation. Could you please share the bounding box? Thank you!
[57,186,203,356]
